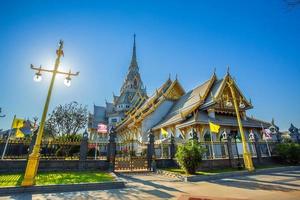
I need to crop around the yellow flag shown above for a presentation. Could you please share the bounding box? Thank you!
[15,129,24,138]
[12,118,25,129]
[209,122,220,133]
[161,128,168,138]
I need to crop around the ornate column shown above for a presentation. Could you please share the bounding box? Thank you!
[170,134,175,159]
[80,130,88,161]
[147,131,155,170]
[79,130,88,170]
[108,127,116,172]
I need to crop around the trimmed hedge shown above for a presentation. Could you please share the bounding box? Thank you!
[275,142,300,164]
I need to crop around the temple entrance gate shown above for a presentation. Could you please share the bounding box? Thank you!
[114,139,149,172]
[115,156,148,172]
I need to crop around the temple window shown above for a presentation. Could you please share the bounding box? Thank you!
[111,118,117,123]
[134,79,138,88]
[204,131,211,142]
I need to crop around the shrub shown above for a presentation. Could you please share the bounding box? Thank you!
[275,143,300,164]
[175,140,206,174]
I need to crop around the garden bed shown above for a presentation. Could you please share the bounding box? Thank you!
[0,171,125,196]
[0,171,114,187]
[161,167,242,176]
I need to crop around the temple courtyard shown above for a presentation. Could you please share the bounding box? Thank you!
[1,168,299,200]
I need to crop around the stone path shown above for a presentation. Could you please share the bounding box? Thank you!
[1,169,300,200]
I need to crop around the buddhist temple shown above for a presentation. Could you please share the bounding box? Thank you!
[89,36,276,157]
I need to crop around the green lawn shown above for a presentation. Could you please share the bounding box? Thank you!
[255,164,286,170]
[0,171,114,187]
[162,164,289,176]
[163,167,242,176]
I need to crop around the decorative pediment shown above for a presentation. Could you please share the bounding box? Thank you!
[213,73,252,112]
[164,79,185,100]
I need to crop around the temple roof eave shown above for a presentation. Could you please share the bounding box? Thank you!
[174,114,272,130]
[116,78,176,131]
[151,73,217,131]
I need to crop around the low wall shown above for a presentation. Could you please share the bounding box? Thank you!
[156,157,279,170]
[155,159,178,169]
[0,160,110,173]
[0,181,125,196]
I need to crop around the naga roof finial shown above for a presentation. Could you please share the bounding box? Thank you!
[226,65,230,75]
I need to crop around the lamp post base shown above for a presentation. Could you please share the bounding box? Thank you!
[21,153,40,186]
[243,152,255,172]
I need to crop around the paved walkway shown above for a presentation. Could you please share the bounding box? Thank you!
[1,169,300,200]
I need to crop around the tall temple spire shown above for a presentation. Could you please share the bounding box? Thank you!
[130,34,138,69]
[118,34,146,103]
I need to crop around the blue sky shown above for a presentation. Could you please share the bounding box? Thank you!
[0,0,299,131]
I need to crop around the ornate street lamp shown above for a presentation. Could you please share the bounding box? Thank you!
[22,40,79,186]
[225,69,254,172]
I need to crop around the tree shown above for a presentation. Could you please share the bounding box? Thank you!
[175,140,206,174]
[44,101,88,137]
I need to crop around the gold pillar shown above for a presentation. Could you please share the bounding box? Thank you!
[227,79,255,172]
[22,41,69,186]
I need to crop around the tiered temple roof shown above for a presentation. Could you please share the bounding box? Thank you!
[151,71,270,131]
[116,78,185,131]
[90,36,274,139]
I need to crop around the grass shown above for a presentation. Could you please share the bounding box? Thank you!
[254,163,286,169]
[162,164,289,176]
[163,167,242,176]
[0,171,114,187]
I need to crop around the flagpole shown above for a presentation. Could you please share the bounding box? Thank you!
[94,133,98,160]
[209,121,216,159]
[210,132,215,159]
[1,115,16,160]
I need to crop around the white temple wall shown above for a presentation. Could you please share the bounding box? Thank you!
[141,100,174,142]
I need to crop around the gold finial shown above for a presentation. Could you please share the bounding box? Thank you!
[59,40,64,48]
[56,40,64,57]
[226,65,230,75]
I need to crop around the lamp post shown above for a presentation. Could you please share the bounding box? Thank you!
[226,76,254,172]
[22,40,79,186]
